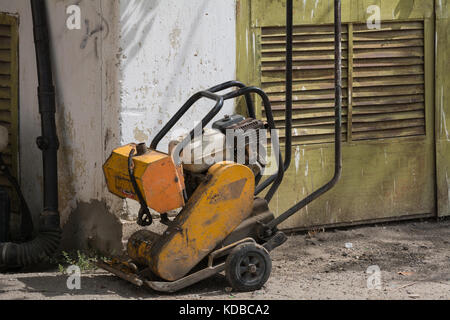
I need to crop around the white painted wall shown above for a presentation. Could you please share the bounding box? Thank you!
[119,0,237,151]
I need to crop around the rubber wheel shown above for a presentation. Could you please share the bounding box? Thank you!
[225,243,272,292]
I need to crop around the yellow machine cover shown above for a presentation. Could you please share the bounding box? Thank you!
[149,162,255,281]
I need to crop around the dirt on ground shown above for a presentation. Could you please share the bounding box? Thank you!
[0,219,449,300]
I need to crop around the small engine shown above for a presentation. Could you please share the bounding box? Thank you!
[169,114,268,198]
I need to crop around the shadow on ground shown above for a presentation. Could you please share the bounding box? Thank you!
[13,272,230,299]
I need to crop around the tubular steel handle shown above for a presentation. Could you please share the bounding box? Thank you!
[208,81,256,118]
[151,81,256,152]
[150,91,223,150]
[222,86,284,202]
[171,93,225,166]
[264,0,343,233]
[150,81,285,203]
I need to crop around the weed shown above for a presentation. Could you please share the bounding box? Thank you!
[307,228,325,238]
[53,249,105,274]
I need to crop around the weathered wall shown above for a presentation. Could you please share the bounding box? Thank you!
[0,0,445,252]
[238,0,438,230]
[118,0,238,217]
[0,0,239,252]
[435,0,450,217]
[119,0,237,149]
[0,0,123,254]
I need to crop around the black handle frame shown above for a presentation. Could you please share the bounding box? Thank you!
[262,0,343,233]
[149,0,342,234]
[150,81,285,204]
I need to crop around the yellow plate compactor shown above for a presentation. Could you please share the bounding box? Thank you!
[99,0,343,293]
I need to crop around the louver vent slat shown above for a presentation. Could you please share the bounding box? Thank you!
[259,20,426,146]
[352,21,425,141]
[261,24,348,145]
[0,24,12,166]
[0,16,18,209]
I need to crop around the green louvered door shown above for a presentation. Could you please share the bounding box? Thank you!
[237,0,436,230]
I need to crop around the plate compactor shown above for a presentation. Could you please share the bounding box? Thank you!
[98,0,343,293]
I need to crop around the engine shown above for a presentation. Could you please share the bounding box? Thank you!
[169,115,268,198]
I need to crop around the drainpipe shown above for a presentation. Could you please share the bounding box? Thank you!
[0,0,60,268]
[283,0,293,173]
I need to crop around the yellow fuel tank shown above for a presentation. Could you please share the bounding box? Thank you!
[103,144,185,214]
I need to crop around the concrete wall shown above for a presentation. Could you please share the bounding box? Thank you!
[0,0,123,254]
[0,0,238,253]
[119,0,237,149]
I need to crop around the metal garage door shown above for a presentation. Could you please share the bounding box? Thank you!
[237,0,436,230]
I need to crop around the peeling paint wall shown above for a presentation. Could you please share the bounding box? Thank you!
[238,0,438,229]
[0,0,123,254]
[118,0,237,150]
[435,0,450,217]
[118,0,238,218]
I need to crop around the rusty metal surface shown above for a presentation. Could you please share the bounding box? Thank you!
[260,21,426,145]
[97,257,226,294]
[127,230,161,267]
[97,261,144,287]
[144,263,226,293]
[149,162,255,282]
[98,239,259,293]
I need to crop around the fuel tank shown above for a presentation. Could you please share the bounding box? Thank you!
[103,144,186,214]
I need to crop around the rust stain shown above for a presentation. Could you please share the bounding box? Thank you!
[207,178,247,205]
[169,27,181,50]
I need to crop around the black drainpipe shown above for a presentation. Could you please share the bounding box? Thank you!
[0,0,60,268]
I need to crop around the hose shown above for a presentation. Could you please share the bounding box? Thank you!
[0,0,61,268]
[0,212,60,267]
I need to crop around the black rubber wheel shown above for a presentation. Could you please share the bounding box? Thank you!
[225,243,272,292]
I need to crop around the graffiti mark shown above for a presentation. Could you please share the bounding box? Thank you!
[79,13,110,59]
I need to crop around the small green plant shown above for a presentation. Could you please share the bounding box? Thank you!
[56,249,104,274]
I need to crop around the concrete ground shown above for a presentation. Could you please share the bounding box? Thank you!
[0,219,449,300]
